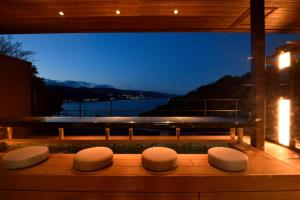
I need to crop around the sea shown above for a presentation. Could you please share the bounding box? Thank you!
[59,98,169,117]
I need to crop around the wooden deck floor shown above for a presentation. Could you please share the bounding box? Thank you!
[1,140,300,200]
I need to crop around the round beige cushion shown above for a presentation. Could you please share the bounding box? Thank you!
[73,147,113,172]
[208,147,248,172]
[3,146,49,169]
[142,147,177,172]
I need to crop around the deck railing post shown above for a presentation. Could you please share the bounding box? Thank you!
[79,101,82,118]
[105,128,110,142]
[58,128,64,140]
[129,128,133,141]
[230,128,236,143]
[176,127,180,141]
[237,128,244,143]
[235,99,238,118]
[6,127,13,140]
[204,99,207,118]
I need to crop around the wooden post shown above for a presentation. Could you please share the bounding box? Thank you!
[237,128,244,143]
[250,0,266,149]
[290,53,296,148]
[58,128,64,140]
[105,128,110,141]
[6,127,13,140]
[129,128,133,141]
[230,128,236,143]
[176,128,180,141]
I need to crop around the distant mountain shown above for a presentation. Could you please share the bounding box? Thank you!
[44,79,113,89]
[140,73,252,117]
[44,79,176,102]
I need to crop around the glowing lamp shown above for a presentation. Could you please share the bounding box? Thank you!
[173,9,179,15]
[278,98,291,146]
[58,11,64,16]
[278,52,291,69]
[115,10,121,15]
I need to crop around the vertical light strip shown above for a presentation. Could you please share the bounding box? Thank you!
[278,98,291,146]
[278,52,291,69]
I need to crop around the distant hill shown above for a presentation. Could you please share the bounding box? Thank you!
[44,79,113,89]
[140,73,252,118]
[45,79,176,102]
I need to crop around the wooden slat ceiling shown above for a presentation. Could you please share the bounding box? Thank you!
[1,0,300,34]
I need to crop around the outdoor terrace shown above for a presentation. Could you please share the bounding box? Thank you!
[1,0,300,199]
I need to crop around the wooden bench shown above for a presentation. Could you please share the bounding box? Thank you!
[1,150,300,200]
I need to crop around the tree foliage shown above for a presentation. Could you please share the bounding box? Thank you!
[0,36,34,61]
[0,36,63,116]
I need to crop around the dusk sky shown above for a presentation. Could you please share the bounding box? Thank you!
[13,33,299,95]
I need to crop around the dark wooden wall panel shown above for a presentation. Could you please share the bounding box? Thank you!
[0,55,31,118]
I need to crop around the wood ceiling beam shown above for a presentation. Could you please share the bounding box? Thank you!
[0,0,300,33]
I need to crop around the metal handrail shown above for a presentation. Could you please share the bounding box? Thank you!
[58,98,249,118]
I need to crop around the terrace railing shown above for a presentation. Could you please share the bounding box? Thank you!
[58,98,250,119]
[0,99,254,145]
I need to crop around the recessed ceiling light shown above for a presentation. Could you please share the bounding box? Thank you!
[116,10,121,15]
[173,9,179,15]
[58,11,64,16]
